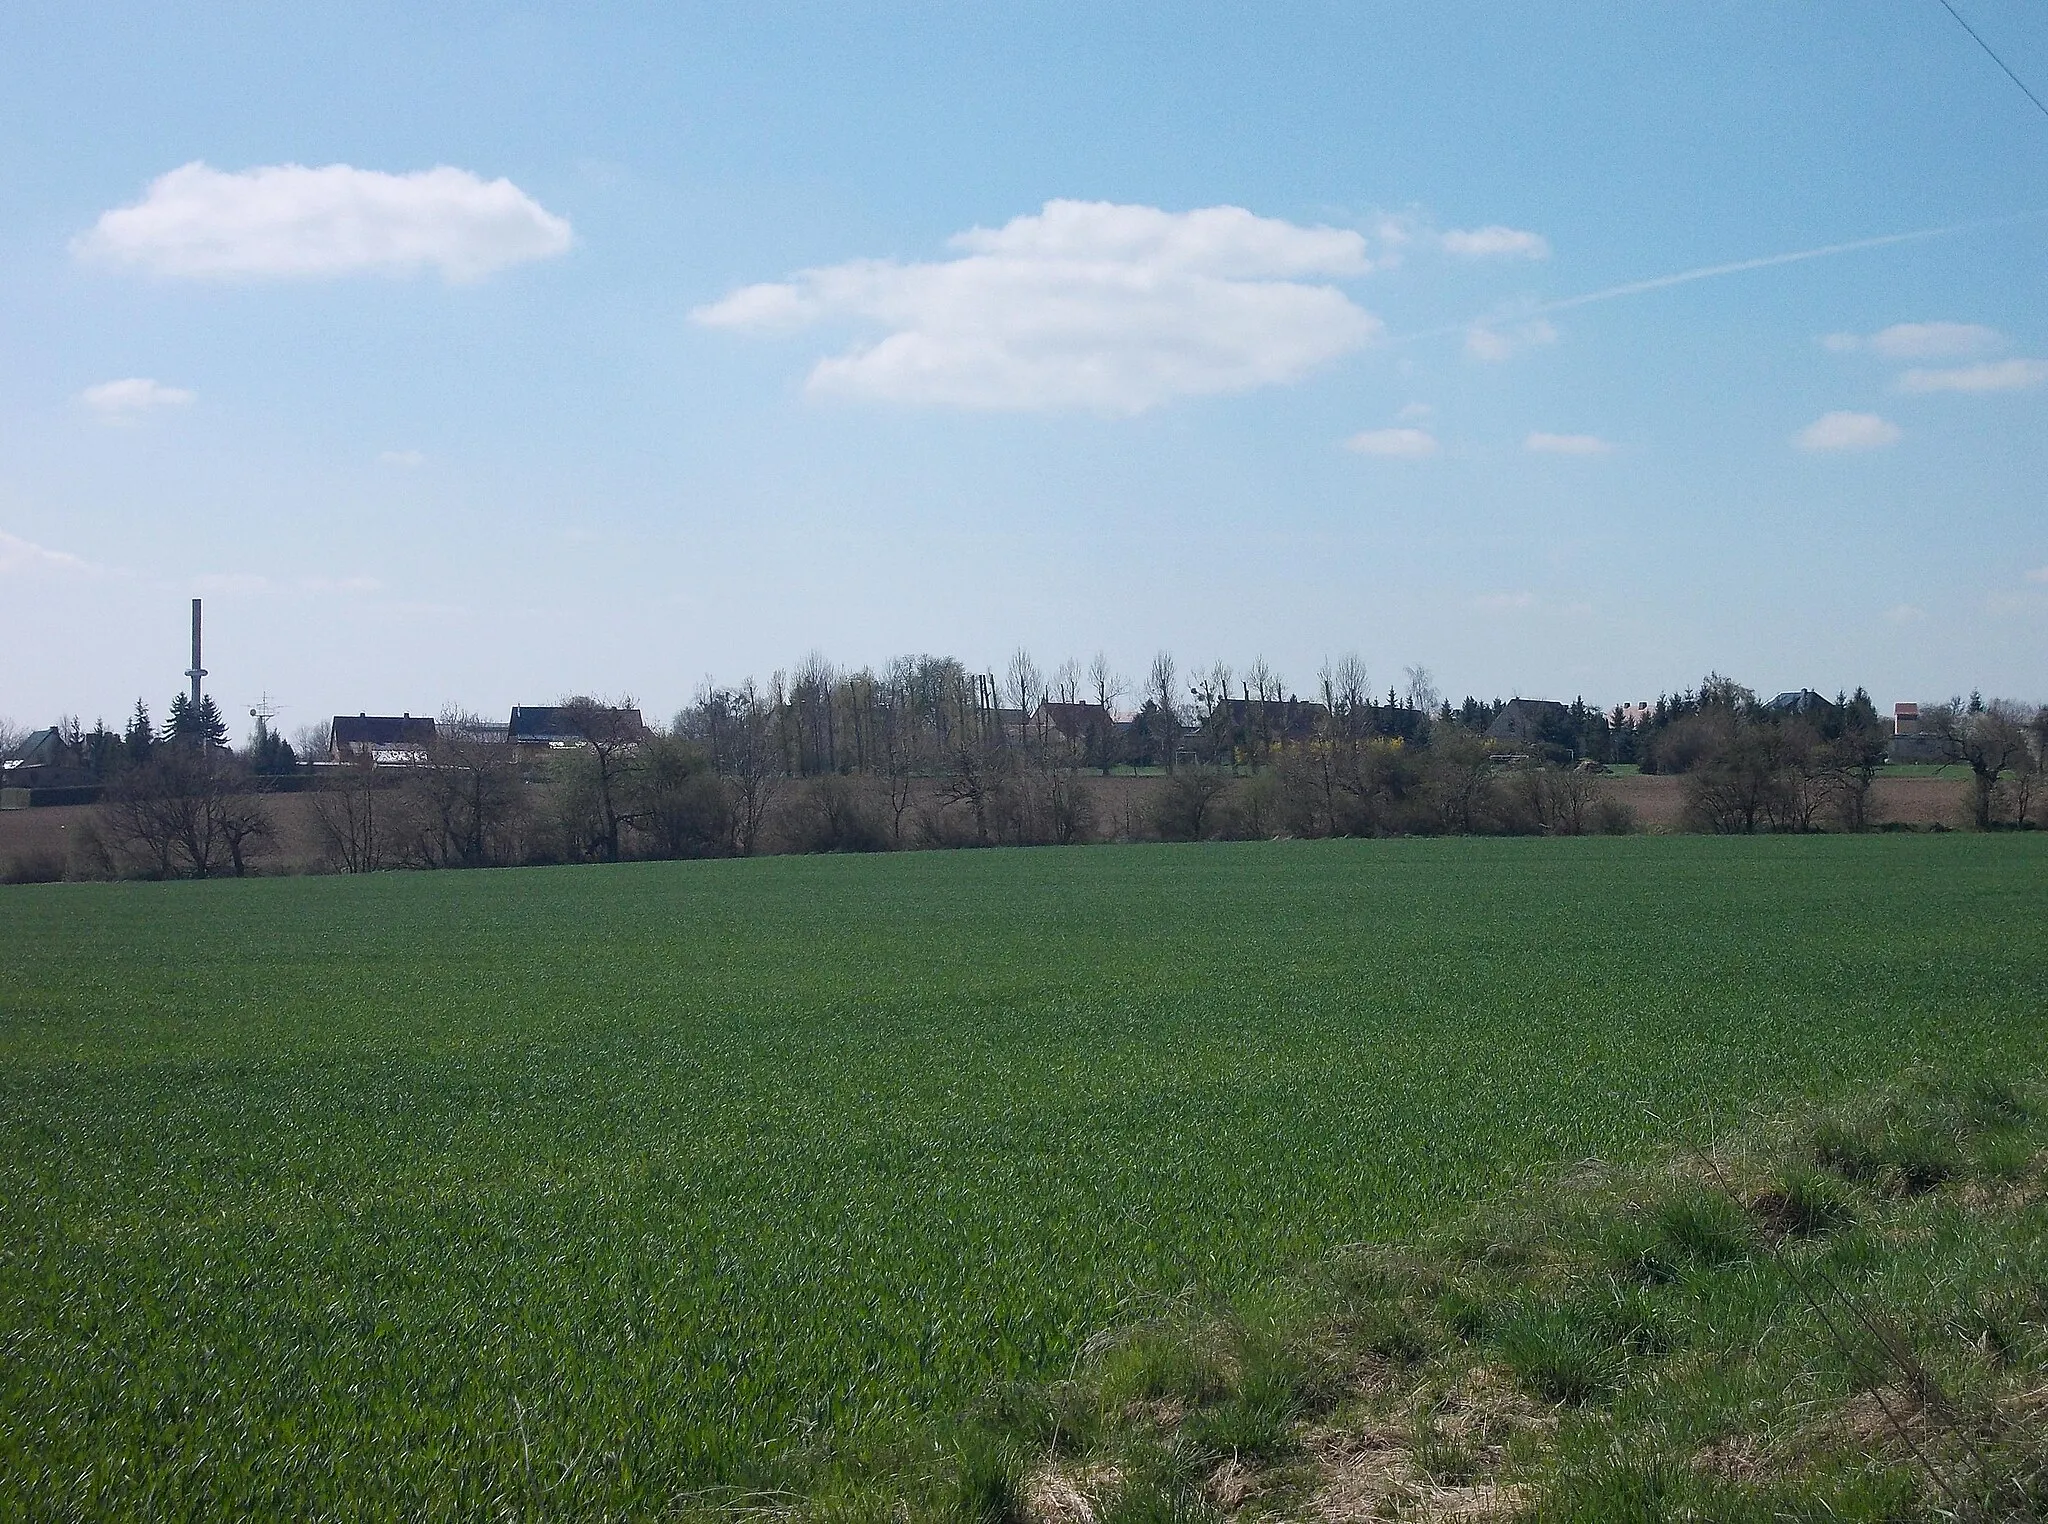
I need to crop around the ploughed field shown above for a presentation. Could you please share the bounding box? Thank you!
[2,836,2043,1517]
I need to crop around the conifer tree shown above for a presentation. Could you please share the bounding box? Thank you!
[164,692,195,746]
[124,700,154,765]
[194,696,229,749]
[165,693,226,748]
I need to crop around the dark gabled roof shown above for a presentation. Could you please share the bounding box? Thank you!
[7,727,81,767]
[509,705,645,743]
[1033,700,1114,740]
[332,714,437,748]
[1766,690,1839,715]
[1484,698,1573,741]
[1220,696,1329,740]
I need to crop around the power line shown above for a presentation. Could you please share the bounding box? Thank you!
[1937,0,2048,122]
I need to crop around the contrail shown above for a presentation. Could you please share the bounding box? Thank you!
[1393,209,2047,342]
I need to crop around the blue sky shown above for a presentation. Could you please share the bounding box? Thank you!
[3,1,2045,739]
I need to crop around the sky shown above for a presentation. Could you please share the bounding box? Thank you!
[3,1,2045,741]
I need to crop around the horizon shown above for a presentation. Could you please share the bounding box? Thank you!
[5,3,2046,733]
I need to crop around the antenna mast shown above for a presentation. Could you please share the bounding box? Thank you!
[185,598,207,704]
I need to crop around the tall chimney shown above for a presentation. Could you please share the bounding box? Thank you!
[184,598,207,704]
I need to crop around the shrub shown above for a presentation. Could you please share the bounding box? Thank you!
[1,848,66,884]
[1496,1305,1625,1403]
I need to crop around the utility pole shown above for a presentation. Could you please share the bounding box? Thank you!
[185,598,206,704]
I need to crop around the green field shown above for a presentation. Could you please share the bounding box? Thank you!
[2,837,2043,1517]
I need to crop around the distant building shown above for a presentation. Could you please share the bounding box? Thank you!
[330,714,436,765]
[1030,700,1115,755]
[444,717,510,747]
[1485,698,1572,746]
[1219,696,1329,745]
[1,728,98,805]
[1764,689,1840,719]
[1887,702,1947,763]
[509,705,646,748]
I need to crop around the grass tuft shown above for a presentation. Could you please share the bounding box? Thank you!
[947,1434,1023,1524]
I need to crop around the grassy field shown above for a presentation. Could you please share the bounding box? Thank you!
[1,836,2043,1518]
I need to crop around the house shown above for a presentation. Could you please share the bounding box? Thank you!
[509,705,646,748]
[330,713,437,765]
[1,727,98,806]
[1219,696,1329,746]
[1764,690,1840,720]
[1485,699,1572,746]
[1030,700,1115,752]
[988,706,1030,744]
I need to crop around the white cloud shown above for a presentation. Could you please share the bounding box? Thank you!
[377,449,426,468]
[1345,427,1438,458]
[1895,358,2048,394]
[1395,401,1433,423]
[1525,431,1614,456]
[1885,603,1925,624]
[1441,225,1550,259]
[79,377,193,420]
[0,529,99,577]
[76,162,572,281]
[1795,411,1901,452]
[2027,566,2048,584]
[692,199,1383,412]
[1823,321,2002,358]
[1464,318,1557,363]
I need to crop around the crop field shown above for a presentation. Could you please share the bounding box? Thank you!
[2,836,2044,1517]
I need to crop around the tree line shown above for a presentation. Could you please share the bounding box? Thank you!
[6,654,2044,881]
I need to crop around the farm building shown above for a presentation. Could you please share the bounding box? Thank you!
[509,705,646,748]
[1485,698,1572,746]
[330,714,437,766]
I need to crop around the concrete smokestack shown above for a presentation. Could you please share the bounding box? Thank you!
[184,598,207,704]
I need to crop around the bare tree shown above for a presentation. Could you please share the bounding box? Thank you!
[936,735,1008,845]
[309,753,386,872]
[558,695,647,862]
[1087,651,1126,774]
[1005,648,1045,747]
[719,680,784,856]
[1320,654,1370,741]
[1404,664,1440,718]
[1153,766,1230,840]
[1923,697,2032,829]
[1191,661,1234,765]
[1051,657,1083,707]
[1521,764,1596,836]
[409,710,526,868]
[292,720,332,765]
[1147,651,1181,770]
[635,733,733,857]
[102,747,272,878]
